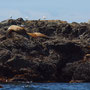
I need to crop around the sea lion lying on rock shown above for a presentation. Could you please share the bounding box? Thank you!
[27,32,48,38]
[7,25,28,38]
[7,25,49,38]
[83,54,90,61]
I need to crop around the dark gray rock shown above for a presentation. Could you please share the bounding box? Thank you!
[0,19,89,82]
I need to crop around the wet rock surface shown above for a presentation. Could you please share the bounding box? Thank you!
[0,18,90,83]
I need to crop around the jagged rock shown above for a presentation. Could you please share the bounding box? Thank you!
[0,49,11,64]
[72,61,90,82]
[0,19,89,82]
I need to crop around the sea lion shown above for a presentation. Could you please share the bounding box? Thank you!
[7,25,27,35]
[7,25,49,39]
[7,25,29,38]
[69,80,84,83]
[83,54,90,61]
[27,32,48,38]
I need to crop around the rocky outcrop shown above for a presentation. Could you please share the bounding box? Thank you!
[0,18,89,83]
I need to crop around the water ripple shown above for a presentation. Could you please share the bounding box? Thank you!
[0,83,90,90]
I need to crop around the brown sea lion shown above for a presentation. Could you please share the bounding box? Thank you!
[7,25,27,35]
[83,54,90,61]
[7,25,49,39]
[27,32,48,38]
[7,25,29,38]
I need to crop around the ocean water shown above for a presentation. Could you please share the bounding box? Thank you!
[0,82,90,90]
